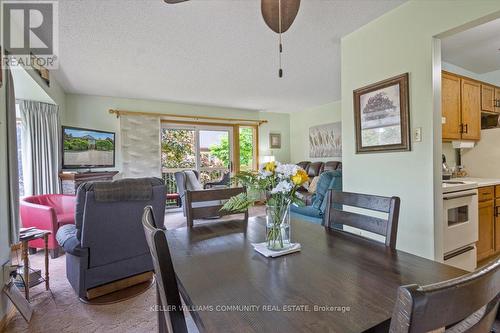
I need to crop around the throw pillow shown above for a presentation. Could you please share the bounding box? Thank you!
[308,176,320,193]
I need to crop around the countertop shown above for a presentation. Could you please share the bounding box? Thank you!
[452,177,500,187]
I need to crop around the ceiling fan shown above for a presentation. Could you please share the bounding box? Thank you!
[164,0,301,78]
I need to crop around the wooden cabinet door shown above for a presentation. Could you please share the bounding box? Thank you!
[496,88,500,113]
[496,212,500,254]
[477,200,495,261]
[481,84,495,112]
[442,73,462,141]
[461,79,481,141]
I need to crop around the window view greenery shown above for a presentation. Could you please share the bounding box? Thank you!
[209,127,254,171]
[161,128,195,169]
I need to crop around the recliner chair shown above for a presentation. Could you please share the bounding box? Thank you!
[56,177,166,300]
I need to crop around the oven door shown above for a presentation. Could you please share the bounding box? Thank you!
[443,189,478,254]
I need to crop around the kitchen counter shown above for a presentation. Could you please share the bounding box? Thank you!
[453,177,500,187]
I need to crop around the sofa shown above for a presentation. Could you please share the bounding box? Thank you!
[296,161,342,205]
[20,194,76,258]
[56,177,166,300]
[291,169,342,225]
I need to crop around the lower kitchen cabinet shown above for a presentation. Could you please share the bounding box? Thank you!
[477,187,496,261]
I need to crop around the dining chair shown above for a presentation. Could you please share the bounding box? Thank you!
[388,258,500,333]
[142,206,188,333]
[324,190,400,249]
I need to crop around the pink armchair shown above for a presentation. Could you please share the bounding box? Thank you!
[20,194,76,258]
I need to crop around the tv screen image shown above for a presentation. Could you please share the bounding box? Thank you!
[63,127,115,168]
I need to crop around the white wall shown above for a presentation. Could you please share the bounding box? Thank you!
[289,101,342,163]
[63,94,291,172]
[0,61,12,322]
[462,128,500,178]
[341,0,500,260]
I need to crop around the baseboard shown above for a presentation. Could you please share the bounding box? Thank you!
[0,305,16,331]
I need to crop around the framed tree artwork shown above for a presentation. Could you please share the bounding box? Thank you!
[353,73,410,153]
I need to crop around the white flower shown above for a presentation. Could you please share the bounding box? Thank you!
[258,170,273,179]
[275,164,299,178]
[271,180,293,194]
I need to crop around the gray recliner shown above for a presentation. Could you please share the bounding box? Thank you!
[56,177,166,300]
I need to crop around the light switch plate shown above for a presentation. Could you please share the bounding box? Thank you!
[442,117,446,124]
[414,127,422,142]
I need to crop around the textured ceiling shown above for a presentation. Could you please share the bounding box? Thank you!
[55,0,405,113]
[442,18,500,74]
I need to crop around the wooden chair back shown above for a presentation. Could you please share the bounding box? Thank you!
[142,206,187,333]
[389,258,500,332]
[324,190,400,249]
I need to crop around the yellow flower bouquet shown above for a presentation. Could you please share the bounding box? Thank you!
[222,162,309,250]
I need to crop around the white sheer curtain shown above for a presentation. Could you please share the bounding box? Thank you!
[20,100,60,195]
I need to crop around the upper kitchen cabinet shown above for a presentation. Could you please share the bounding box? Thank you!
[441,72,481,141]
[461,78,481,141]
[442,72,462,140]
[481,84,496,113]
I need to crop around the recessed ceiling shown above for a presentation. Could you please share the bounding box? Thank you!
[55,0,405,113]
[442,18,500,74]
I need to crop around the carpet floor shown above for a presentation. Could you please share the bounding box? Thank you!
[5,206,265,333]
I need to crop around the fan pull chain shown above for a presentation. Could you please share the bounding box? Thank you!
[278,0,283,78]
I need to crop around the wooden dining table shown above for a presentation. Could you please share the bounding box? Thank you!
[166,216,465,333]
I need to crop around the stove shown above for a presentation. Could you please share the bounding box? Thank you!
[442,180,478,194]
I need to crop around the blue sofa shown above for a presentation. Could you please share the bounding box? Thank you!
[291,170,342,225]
[56,178,166,300]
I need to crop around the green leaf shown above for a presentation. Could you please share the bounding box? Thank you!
[220,193,253,213]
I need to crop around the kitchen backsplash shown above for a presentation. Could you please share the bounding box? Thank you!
[460,128,500,178]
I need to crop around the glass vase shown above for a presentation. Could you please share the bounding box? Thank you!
[266,202,292,251]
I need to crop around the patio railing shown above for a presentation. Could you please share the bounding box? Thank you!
[162,167,229,208]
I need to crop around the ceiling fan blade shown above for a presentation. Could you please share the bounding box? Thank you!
[261,0,301,34]
[164,0,189,3]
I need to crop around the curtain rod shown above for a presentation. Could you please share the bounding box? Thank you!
[108,109,268,126]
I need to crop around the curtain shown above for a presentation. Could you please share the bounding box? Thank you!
[6,68,20,244]
[20,100,60,195]
[120,115,161,178]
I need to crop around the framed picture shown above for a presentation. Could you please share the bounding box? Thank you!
[309,122,341,158]
[269,133,281,149]
[353,73,410,153]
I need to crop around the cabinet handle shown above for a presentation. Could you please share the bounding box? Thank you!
[460,124,464,133]
[464,124,468,134]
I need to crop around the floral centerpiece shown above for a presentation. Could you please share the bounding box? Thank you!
[221,161,309,251]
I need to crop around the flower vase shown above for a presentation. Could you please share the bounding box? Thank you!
[266,202,292,251]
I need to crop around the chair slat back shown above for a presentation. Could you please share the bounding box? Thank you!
[389,258,500,333]
[142,206,187,333]
[324,190,400,249]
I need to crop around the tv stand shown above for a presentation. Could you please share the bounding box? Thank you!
[59,171,119,195]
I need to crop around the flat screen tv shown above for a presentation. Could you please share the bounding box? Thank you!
[62,126,115,169]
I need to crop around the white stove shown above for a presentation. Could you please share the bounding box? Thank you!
[441,180,478,272]
[442,180,478,194]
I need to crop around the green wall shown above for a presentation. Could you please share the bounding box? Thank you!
[63,94,291,170]
[290,101,342,163]
[341,0,500,259]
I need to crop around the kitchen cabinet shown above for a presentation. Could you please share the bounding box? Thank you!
[481,84,496,113]
[461,78,481,141]
[477,186,495,261]
[442,72,462,141]
[441,72,481,141]
[496,88,500,113]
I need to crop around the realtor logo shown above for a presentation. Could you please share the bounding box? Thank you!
[1,0,58,68]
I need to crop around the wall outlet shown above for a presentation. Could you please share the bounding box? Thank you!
[414,127,422,142]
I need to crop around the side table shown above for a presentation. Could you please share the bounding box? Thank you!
[19,230,51,301]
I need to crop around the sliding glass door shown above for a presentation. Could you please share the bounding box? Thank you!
[161,124,233,207]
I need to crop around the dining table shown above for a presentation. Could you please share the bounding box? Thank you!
[166,216,465,333]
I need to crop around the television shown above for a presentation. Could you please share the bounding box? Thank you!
[62,126,116,169]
